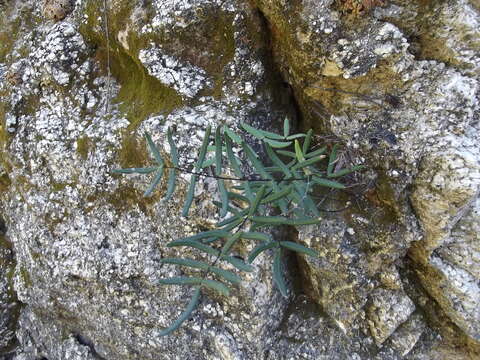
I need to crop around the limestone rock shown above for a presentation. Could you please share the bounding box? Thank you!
[366,288,415,346]
[43,0,74,22]
[0,0,480,358]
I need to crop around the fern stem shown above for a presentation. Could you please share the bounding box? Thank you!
[166,166,312,183]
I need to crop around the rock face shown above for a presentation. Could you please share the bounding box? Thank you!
[0,0,479,359]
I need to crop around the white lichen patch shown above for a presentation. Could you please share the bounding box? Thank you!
[139,46,211,98]
[429,254,480,341]
[145,0,231,31]
[367,288,415,346]
[330,22,409,79]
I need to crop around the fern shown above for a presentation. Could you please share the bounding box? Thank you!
[112,118,363,335]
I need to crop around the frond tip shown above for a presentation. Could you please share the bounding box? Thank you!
[158,287,201,336]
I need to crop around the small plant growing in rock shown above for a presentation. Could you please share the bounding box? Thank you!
[113,119,362,335]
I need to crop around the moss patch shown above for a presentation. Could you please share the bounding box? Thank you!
[79,0,183,128]
[76,136,90,160]
[19,266,32,288]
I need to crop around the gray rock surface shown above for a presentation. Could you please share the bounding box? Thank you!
[0,0,479,359]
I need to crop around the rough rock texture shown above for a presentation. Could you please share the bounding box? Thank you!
[0,0,479,359]
[0,230,19,356]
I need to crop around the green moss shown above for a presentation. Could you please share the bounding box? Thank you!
[51,182,69,192]
[19,266,32,288]
[0,172,11,192]
[117,135,149,169]
[76,136,90,160]
[79,0,183,129]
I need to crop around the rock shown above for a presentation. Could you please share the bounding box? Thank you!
[0,0,293,358]
[386,313,427,357]
[12,308,98,360]
[415,197,480,342]
[366,288,415,346]
[0,228,19,355]
[0,0,480,358]
[256,0,480,350]
[43,0,74,22]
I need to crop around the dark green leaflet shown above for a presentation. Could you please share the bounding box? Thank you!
[222,256,254,272]
[167,127,179,166]
[168,239,252,271]
[303,129,313,154]
[212,201,243,218]
[182,175,197,217]
[161,258,241,284]
[182,126,211,216]
[292,156,326,171]
[265,143,291,177]
[167,239,219,256]
[224,126,242,144]
[225,136,242,178]
[144,167,164,197]
[327,165,365,178]
[220,232,242,256]
[215,126,223,176]
[209,267,241,285]
[201,157,215,168]
[178,230,231,243]
[159,277,230,296]
[294,140,305,162]
[201,279,230,296]
[158,287,201,336]
[164,169,176,201]
[247,185,266,217]
[242,142,271,179]
[280,241,317,257]
[250,216,291,225]
[241,122,265,140]
[283,117,290,138]
[273,248,288,297]
[161,258,209,269]
[327,144,339,176]
[112,167,158,174]
[220,217,244,232]
[227,192,249,203]
[305,147,327,159]
[260,185,293,205]
[225,137,254,201]
[241,123,285,140]
[217,210,246,227]
[195,126,212,172]
[241,231,271,242]
[248,242,278,263]
[145,132,163,165]
[311,177,345,189]
[276,150,296,158]
[218,179,229,218]
[286,133,306,140]
[264,138,292,148]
